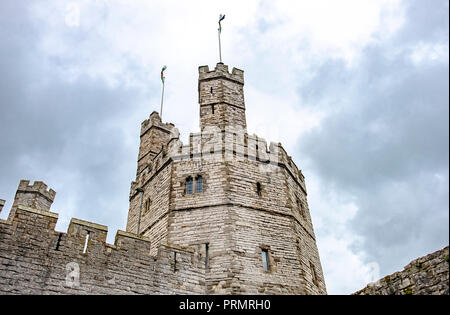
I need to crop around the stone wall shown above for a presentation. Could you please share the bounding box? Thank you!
[0,181,205,295]
[353,246,449,295]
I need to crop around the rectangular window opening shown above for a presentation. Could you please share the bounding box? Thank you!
[174,251,177,272]
[262,249,270,271]
[310,262,318,285]
[196,176,203,193]
[205,243,209,268]
[186,178,193,194]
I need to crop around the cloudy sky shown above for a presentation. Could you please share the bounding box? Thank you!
[0,0,448,294]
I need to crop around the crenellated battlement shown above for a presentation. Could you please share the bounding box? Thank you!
[17,179,56,202]
[136,111,179,177]
[277,145,307,194]
[198,63,244,85]
[6,179,57,222]
[0,182,206,295]
[131,125,307,199]
[140,111,177,138]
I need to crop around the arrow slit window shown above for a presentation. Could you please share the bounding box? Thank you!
[262,249,269,271]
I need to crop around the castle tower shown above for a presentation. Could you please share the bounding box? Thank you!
[7,180,56,221]
[198,63,246,131]
[126,63,327,294]
[136,111,176,177]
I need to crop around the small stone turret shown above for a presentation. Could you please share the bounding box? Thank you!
[137,111,177,176]
[198,63,246,130]
[7,180,56,221]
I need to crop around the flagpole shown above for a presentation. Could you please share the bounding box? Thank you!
[160,79,165,120]
[218,28,222,63]
[160,65,166,120]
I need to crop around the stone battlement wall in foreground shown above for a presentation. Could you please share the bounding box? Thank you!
[353,246,449,295]
[0,199,205,294]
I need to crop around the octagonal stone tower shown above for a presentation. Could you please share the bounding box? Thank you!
[126,63,327,294]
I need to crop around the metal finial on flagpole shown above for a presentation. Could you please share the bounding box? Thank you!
[218,14,225,63]
[160,65,167,120]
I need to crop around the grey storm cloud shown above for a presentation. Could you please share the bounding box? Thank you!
[0,1,150,235]
[296,0,449,276]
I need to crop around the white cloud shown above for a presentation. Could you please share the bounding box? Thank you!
[410,42,449,65]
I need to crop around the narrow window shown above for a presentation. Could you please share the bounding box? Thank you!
[297,198,303,217]
[256,182,262,197]
[205,243,209,268]
[173,252,177,272]
[55,233,63,251]
[211,104,215,114]
[186,177,193,194]
[262,249,270,271]
[83,231,90,254]
[310,261,318,285]
[196,176,203,193]
[144,197,151,215]
[210,86,213,94]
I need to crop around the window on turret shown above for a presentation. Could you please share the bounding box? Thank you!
[186,177,193,194]
[196,176,203,193]
[256,182,262,197]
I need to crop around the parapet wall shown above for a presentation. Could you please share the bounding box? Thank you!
[135,128,306,187]
[198,63,244,85]
[353,246,449,295]
[130,124,309,205]
[0,190,205,295]
[140,111,177,138]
